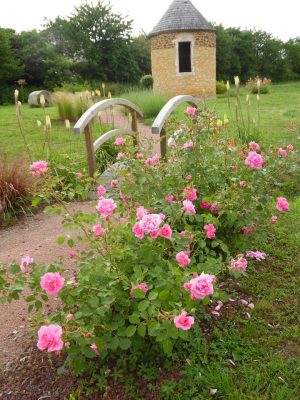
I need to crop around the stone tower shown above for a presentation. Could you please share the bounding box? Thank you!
[149,0,216,97]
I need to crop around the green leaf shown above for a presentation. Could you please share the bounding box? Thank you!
[148,291,158,301]
[163,339,173,355]
[158,289,169,301]
[10,264,20,275]
[138,300,149,312]
[137,325,146,337]
[133,288,146,299]
[126,325,136,337]
[110,336,119,350]
[67,239,75,248]
[129,314,140,324]
[84,347,97,359]
[56,236,65,245]
[148,320,160,336]
[25,295,35,302]
[32,197,41,207]
[119,338,131,350]
[88,296,99,308]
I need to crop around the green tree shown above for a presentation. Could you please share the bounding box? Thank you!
[0,28,23,83]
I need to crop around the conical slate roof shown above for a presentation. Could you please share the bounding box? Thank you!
[149,0,215,38]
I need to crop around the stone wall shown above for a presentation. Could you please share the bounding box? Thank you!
[150,31,216,97]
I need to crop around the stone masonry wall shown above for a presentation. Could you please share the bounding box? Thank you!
[151,31,216,97]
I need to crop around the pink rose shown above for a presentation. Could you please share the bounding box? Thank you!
[182,200,196,215]
[136,153,144,159]
[132,222,145,239]
[239,181,247,187]
[180,230,187,237]
[145,154,159,166]
[183,141,194,149]
[114,137,126,146]
[139,214,162,234]
[185,106,197,116]
[40,272,65,297]
[271,215,278,222]
[136,206,148,220]
[93,224,105,237]
[159,224,173,239]
[176,251,191,267]
[246,251,266,261]
[76,172,83,179]
[150,230,160,238]
[174,311,195,330]
[204,224,216,239]
[287,144,294,151]
[116,152,125,160]
[165,195,175,204]
[210,203,219,214]
[200,201,211,210]
[245,151,265,169]
[68,250,75,258]
[90,343,99,356]
[231,165,238,172]
[130,282,148,297]
[37,325,64,352]
[183,187,197,201]
[276,197,289,212]
[186,273,216,299]
[110,179,118,188]
[97,185,106,198]
[29,160,48,176]
[230,256,248,272]
[96,198,117,218]
[66,314,74,320]
[277,147,288,157]
[238,151,245,158]
[20,256,33,273]
[186,175,192,180]
[249,141,260,151]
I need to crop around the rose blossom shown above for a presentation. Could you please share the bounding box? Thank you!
[132,222,145,239]
[20,256,33,273]
[145,154,159,166]
[287,144,294,151]
[37,325,64,352]
[231,165,238,172]
[116,152,125,160]
[93,224,105,237]
[136,206,148,220]
[186,175,192,180]
[183,141,194,149]
[246,251,267,261]
[40,272,65,297]
[245,151,265,169]
[96,198,117,218]
[174,311,195,330]
[159,224,173,239]
[30,160,48,176]
[230,256,248,272]
[185,106,197,116]
[97,185,106,198]
[165,195,174,204]
[136,152,144,159]
[139,214,162,233]
[176,252,191,267]
[68,250,75,258]
[204,224,216,239]
[76,172,83,178]
[114,137,126,146]
[183,187,197,201]
[184,273,216,300]
[239,181,247,187]
[200,201,211,210]
[276,197,289,212]
[130,282,148,297]
[182,200,196,215]
[277,147,288,157]
[271,215,278,222]
[249,141,260,151]
[110,179,118,188]
[90,343,99,356]
[66,314,74,320]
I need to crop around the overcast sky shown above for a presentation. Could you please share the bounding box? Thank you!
[0,0,299,41]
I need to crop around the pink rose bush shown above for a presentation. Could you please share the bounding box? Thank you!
[93,224,105,237]
[230,256,248,272]
[182,200,196,215]
[204,224,216,239]
[96,198,117,218]
[176,252,191,267]
[276,197,289,212]
[184,273,216,300]
[114,137,126,146]
[245,151,265,169]
[20,256,33,273]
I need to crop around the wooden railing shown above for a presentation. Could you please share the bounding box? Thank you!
[74,98,143,176]
[151,95,199,157]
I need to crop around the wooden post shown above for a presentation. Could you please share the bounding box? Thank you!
[160,127,167,159]
[131,110,139,147]
[84,123,96,177]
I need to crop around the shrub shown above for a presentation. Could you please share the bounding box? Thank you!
[0,157,33,223]
[53,91,93,121]
[122,90,169,119]
[216,80,227,95]
[1,104,299,393]
[246,76,272,94]
[140,75,154,89]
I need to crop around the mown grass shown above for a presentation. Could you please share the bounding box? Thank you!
[121,89,170,119]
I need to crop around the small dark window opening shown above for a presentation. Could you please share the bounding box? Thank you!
[178,41,192,73]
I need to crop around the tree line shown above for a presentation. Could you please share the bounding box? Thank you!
[0,1,299,103]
